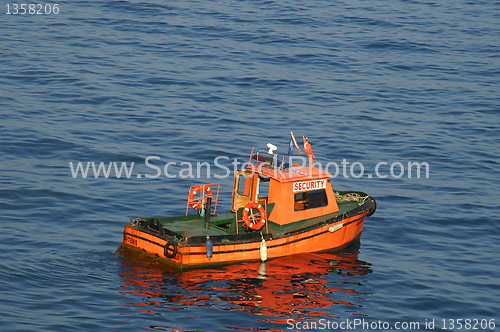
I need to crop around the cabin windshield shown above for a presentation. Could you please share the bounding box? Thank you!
[294,189,328,211]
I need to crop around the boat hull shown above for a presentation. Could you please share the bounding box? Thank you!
[120,208,369,269]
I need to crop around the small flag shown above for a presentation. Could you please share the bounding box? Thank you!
[288,137,295,156]
[288,132,300,156]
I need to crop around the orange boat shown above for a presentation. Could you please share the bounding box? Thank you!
[120,133,376,269]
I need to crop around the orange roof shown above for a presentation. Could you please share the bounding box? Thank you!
[248,165,332,183]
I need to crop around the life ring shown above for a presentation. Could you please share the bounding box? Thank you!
[242,202,267,230]
[164,239,177,258]
[188,185,213,210]
[366,197,377,217]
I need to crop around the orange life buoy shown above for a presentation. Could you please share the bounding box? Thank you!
[188,185,213,209]
[242,202,267,230]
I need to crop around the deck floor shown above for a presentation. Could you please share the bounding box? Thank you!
[164,212,233,237]
[160,201,361,237]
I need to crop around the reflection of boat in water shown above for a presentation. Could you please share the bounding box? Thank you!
[119,133,376,269]
[119,242,372,321]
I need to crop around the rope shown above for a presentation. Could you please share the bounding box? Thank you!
[335,192,369,206]
[198,205,206,219]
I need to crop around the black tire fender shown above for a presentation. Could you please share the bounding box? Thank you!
[164,239,177,259]
[366,197,377,217]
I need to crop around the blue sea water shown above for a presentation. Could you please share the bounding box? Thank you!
[1,0,499,331]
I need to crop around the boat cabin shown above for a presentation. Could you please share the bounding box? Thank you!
[231,148,339,232]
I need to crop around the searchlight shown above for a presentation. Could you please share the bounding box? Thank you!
[267,143,277,155]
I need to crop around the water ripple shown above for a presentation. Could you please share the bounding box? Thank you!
[1,0,499,331]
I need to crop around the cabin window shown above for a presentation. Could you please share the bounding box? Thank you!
[236,174,252,196]
[258,177,270,198]
[294,189,328,211]
[236,177,246,196]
